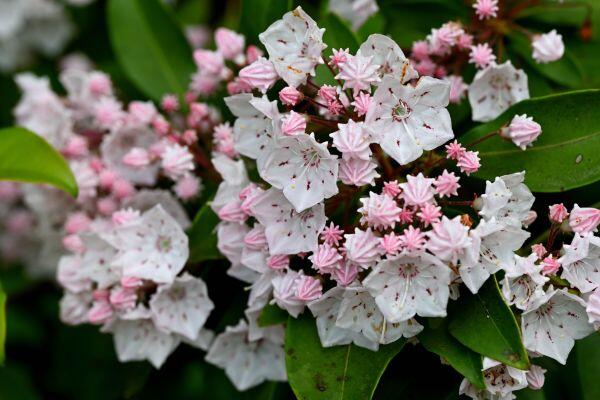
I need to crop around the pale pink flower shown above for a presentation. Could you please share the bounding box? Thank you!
[359,192,401,230]
[457,151,480,175]
[429,25,460,55]
[281,111,306,136]
[414,59,437,76]
[97,197,118,216]
[457,33,474,49]
[380,232,403,255]
[351,92,371,116]
[295,275,322,301]
[239,57,278,93]
[95,97,125,129]
[88,73,112,96]
[383,180,401,198]
[193,49,224,74]
[161,144,194,180]
[398,207,414,224]
[330,120,371,160]
[434,170,460,197]
[318,85,338,103]
[243,225,268,251]
[549,203,569,224]
[320,222,344,246]
[427,216,471,263]
[336,54,381,94]
[338,158,379,186]
[586,288,600,325]
[246,45,263,63]
[473,0,499,20]
[400,173,435,206]
[63,234,85,254]
[65,212,91,234]
[502,114,542,150]
[541,256,561,275]
[64,136,89,158]
[111,209,141,226]
[218,200,247,223]
[445,75,468,103]
[329,48,349,67]
[344,228,383,267]
[531,243,547,259]
[175,175,201,200]
[417,203,442,226]
[411,40,430,61]
[279,86,303,106]
[109,286,137,310]
[445,140,466,160]
[267,254,290,270]
[112,178,135,199]
[161,94,179,112]
[88,300,113,325]
[334,262,359,286]
[122,147,151,168]
[526,365,547,390]
[398,226,427,252]
[310,243,343,274]
[215,28,245,61]
[532,30,564,64]
[272,271,305,317]
[569,205,600,233]
[469,43,496,69]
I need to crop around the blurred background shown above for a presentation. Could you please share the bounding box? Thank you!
[1,0,600,399]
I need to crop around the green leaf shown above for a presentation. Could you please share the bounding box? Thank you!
[516,388,547,400]
[0,280,5,365]
[322,13,361,53]
[107,0,195,102]
[460,90,600,192]
[240,0,292,45]
[0,127,77,196]
[187,202,223,263]
[258,304,288,327]
[449,276,530,370]
[285,313,405,400]
[419,319,485,389]
[507,32,584,89]
[573,333,600,400]
[357,13,386,41]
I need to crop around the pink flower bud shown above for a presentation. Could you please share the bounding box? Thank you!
[502,114,542,150]
[532,30,564,64]
[339,158,379,186]
[318,85,337,103]
[121,276,143,288]
[112,178,135,199]
[123,147,151,168]
[531,243,547,259]
[469,43,496,69]
[161,94,179,113]
[238,57,278,93]
[243,226,268,250]
[445,140,466,160]
[63,234,85,254]
[541,256,560,275]
[215,28,245,61]
[295,275,322,301]
[526,365,546,390]
[98,169,117,189]
[111,209,141,226]
[128,101,157,125]
[310,244,342,274]
[88,73,112,96]
[93,289,110,301]
[64,212,91,234]
[380,233,402,255]
[445,75,468,104]
[411,41,430,61]
[473,0,499,20]
[193,49,224,74]
[218,200,247,223]
[6,211,33,235]
[279,86,303,106]
[329,48,349,67]
[152,116,170,136]
[182,129,198,145]
[109,287,137,310]
[97,197,118,216]
[569,205,600,234]
[246,45,263,64]
[267,254,290,270]
[351,91,371,116]
[175,175,201,201]
[383,180,401,198]
[282,111,306,136]
[88,300,113,325]
[549,203,569,224]
[456,151,480,175]
[415,59,436,76]
[63,136,89,158]
[434,170,460,198]
[334,262,359,286]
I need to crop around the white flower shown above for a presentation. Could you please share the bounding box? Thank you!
[336,286,423,348]
[559,233,600,293]
[522,288,593,364]
[259,6,326,88]
[532,30,564,64]
[358,34,418,83]
[460,358,528,399]
[161,143,194,180]
[79,233,120,289]
[427,216,472,264]
[124,189,191,230]
[363,253,451,322]
[468,61,529,122]
[335,53,381,94]
[205,320,286,391]
[70,160,99,202]
[271,270,305,317]
[328,0,379,30]
[479,172,535,228]
[460,218,530,294]
[365,75,453,165]
[59,291,92,325]
[224,94,278,160]
[109,205,189,284]
[211,154,249,213]
[259,133,338,212]
[14,73,74,148]
[502,254,548,311]
[251,188,326,255]
[110,317,179,368]
[150,273,214,341]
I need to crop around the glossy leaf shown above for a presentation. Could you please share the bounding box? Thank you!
[573,333,600,400]
[322,13,360,53]
[449,276,530,370]
[461,90,600,192]
[187,202,223,263]
[240,0,292,45]
[507,32,584,89]
[107,0,195,102]
[0,127,77,196]
[285,313,405,400]
[258,304,288,327]
[419,319,485,389]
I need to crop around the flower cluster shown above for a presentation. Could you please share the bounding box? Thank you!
[206,6,599,396]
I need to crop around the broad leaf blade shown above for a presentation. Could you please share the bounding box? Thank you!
[322,13,360,52]
[449,276,530,370]
[573,333,600,400]
[461,90,600,192]
[286,314,405,400]
[258,304,288,327]
[187,202,223,263]
[107,0,195,102]
[420,319,485,389]
[240,0,292,45]
[0,127,77,196]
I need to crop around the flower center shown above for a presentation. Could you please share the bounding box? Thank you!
[156,235,172,253]
[392,100,411,121]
